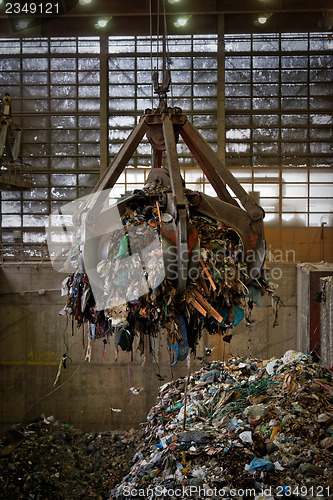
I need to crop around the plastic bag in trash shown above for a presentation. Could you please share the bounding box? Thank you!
[282,350,308,364]
[249,457,275,472]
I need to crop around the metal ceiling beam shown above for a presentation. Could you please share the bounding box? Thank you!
[0,0,331,37]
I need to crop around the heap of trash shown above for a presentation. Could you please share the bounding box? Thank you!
[112,350,333,499]
[59,184,273,363]
[0,419,143,499]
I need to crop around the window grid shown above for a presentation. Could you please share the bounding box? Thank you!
[0,33,332,260]
[224,33,333,228]
[0,37,101,248]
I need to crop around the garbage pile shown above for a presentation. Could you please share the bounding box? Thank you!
[61,185,270,363]
[112,350,333,499]
[0,419,143,499]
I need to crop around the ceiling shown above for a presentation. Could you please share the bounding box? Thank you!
[0,0,332,37]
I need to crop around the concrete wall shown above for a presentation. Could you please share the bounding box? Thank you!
[0,262,297,434]
[265,226,333,263]
[218,263,297,360]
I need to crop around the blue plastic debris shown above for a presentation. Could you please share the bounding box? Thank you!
[249,458,275,472]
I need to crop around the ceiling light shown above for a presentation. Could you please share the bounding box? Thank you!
[95,17,111,29]
[79,0,92,4]
[258,15,268,24]
[256,13,272,25]
[17,19,29,29]
[96,18,108,28]
[168,0,181,3]
[174,17,188,28]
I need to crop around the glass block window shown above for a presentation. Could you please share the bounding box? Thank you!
[0,37,101,252]
[107,34,218,202]
[0,32,332,261]
[225,33,333,228]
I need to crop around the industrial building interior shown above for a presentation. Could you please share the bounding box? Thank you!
[0,0,333,498]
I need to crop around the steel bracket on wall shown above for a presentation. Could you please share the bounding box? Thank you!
[0,94,32,191]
